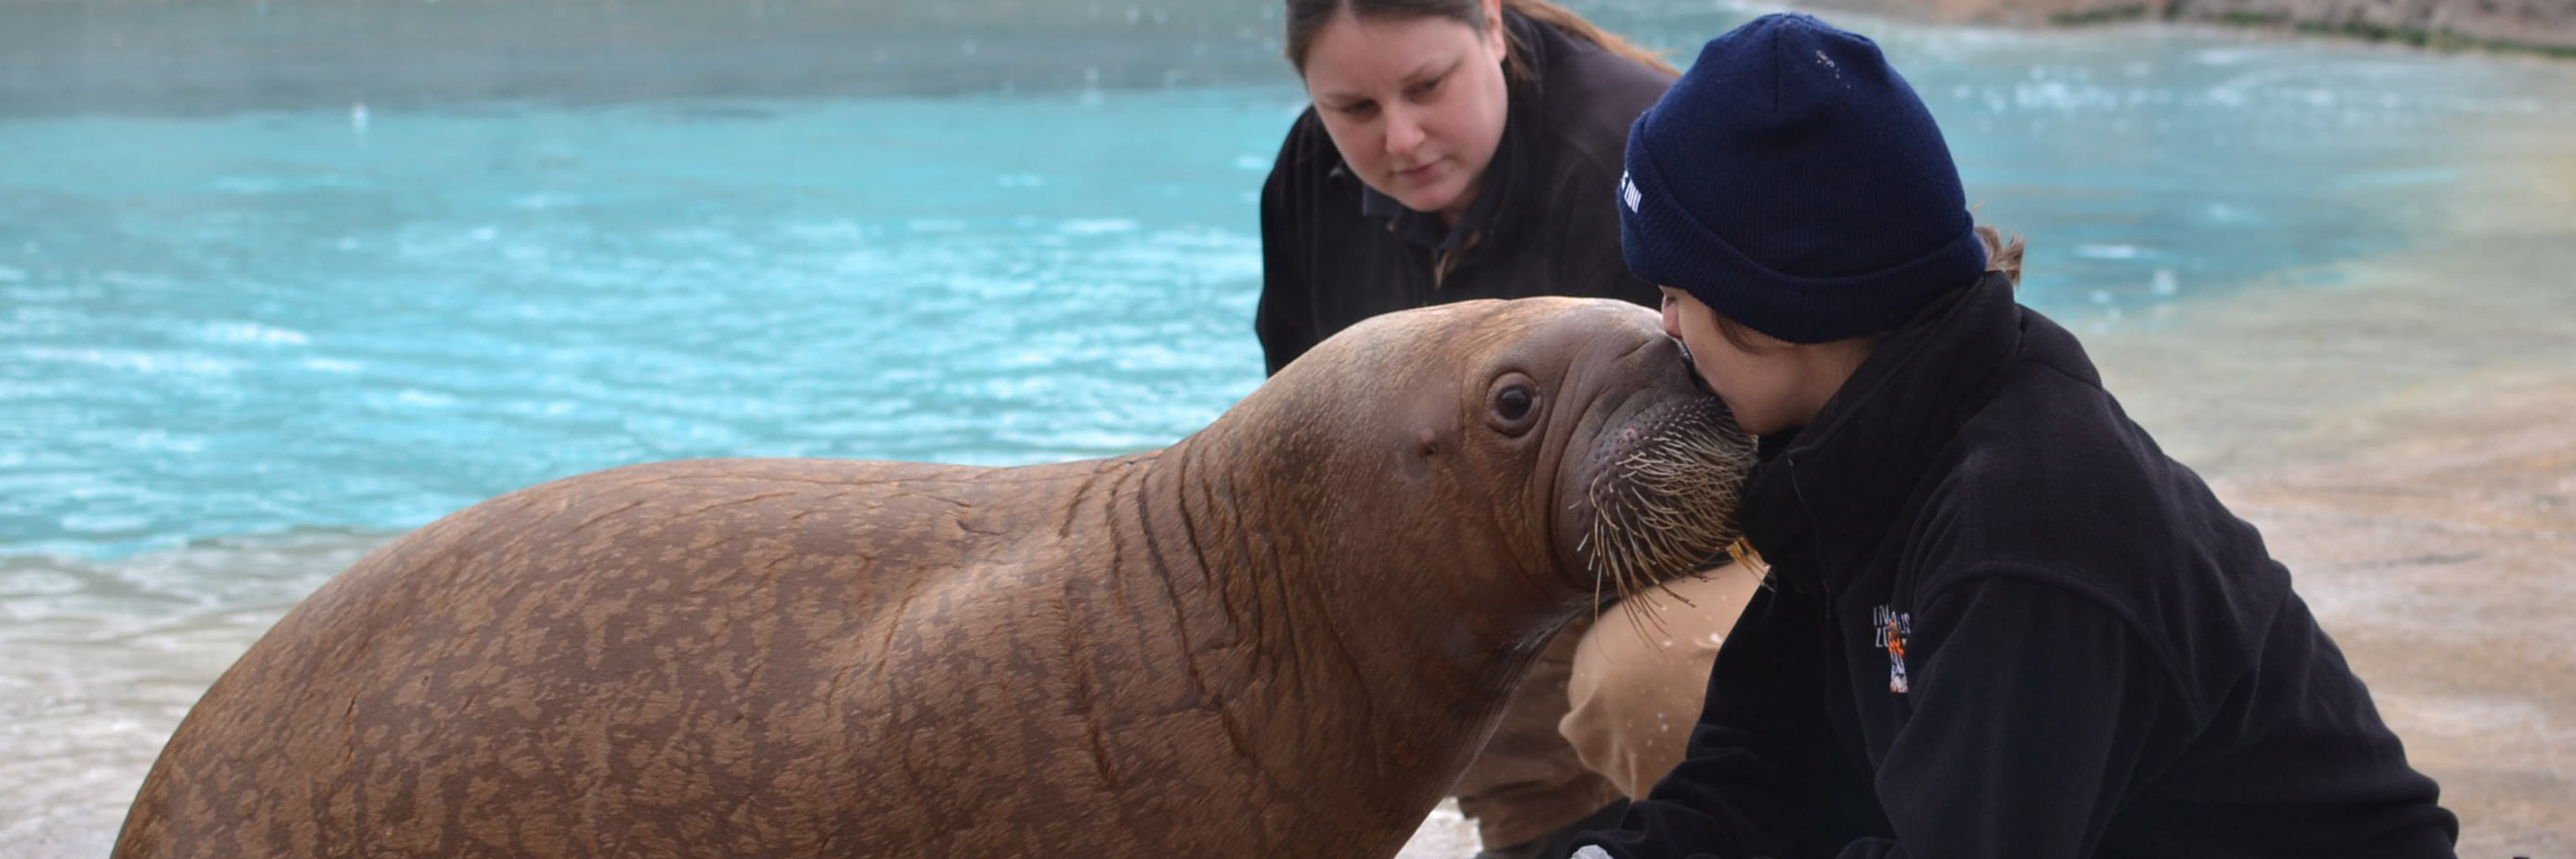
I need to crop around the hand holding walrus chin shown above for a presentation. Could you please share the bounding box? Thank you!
[112,297,1755,858]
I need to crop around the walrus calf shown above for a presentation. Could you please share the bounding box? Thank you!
[113,297,1755,858]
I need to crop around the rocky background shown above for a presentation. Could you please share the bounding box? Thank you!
[3,0,2565,119]
[1813,0,2576,52]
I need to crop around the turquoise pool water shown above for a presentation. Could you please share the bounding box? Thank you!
[1,91,1285,559]
[4,4,2574,853]
[9,30,2573,560]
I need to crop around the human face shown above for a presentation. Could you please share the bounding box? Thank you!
[1658,288,1870,437]
[1300,0,1511,226]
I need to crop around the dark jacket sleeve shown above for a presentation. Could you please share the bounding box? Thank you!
[1823,575,2174,859]
[1579,585,1836,859]
[1254,119,1315,377]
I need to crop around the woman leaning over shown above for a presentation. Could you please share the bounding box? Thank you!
[1257,2,1758,857]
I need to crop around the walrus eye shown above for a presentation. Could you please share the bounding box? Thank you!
[1488,374,1541,435]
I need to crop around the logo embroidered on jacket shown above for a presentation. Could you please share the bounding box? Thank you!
[1872,605,1914,695]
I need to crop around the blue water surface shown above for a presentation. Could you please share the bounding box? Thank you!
[1,91,1293,556]
[4,16,2573,560]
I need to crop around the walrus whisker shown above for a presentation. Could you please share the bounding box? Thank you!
[1577,402,1753,627]
[1621,590,1663,644]
[1653,570,1704,607]
[1584,467,1620,622]
[1629,580,1676,641]
[1622,586,1676,650]
[1590,524,1609,626]
[1726,537,1774,591]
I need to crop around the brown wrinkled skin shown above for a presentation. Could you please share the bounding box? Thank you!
[113,298,1736,859]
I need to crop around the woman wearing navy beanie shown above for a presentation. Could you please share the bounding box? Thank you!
[1579,13,2459,859]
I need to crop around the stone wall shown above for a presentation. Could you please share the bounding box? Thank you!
[1805,0,2576,51]
[2166,0,2576,52]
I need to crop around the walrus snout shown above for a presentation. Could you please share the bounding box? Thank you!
[1567,386,1756,613]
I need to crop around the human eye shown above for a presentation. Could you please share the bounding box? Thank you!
[1406,75,1444,101]
[1335,99,1379,119]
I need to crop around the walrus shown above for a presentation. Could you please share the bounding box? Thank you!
[112,296,1755,858]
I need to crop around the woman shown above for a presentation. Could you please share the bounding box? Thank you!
[1581,14,2458,858]
[1259,0,1665,372]
[1256,3,1756,858]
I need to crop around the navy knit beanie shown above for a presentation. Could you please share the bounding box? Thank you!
[1619,13,1985,344]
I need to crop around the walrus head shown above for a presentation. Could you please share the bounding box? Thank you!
[1252,297,1756,639]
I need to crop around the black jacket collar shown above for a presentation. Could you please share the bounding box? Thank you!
[1737,271,2029,595]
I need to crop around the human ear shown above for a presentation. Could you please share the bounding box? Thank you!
[1482,0,1507,55]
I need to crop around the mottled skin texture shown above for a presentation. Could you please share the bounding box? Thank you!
[113,298,1743,859]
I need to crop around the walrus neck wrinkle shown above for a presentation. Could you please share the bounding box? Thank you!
[1109,419,1530,841]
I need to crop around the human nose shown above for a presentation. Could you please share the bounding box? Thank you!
[1383,105,1424,159]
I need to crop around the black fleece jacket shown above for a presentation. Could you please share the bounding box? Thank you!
[1254,9,1673,375]
[1581,273,2459,859]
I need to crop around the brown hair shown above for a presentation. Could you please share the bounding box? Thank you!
[1706,225,2028,351]
[1284,0,1678,80]
[1975,224,2024,288]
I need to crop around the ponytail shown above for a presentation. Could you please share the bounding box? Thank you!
[1976,225,2025,288]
